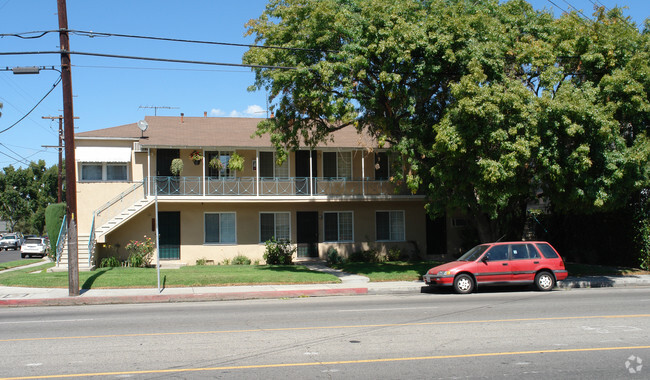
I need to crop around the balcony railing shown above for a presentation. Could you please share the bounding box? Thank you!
[147,176,414,197]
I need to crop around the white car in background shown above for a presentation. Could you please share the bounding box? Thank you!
[20,237,50,258]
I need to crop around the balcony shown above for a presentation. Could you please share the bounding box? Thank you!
[147,176,414,197]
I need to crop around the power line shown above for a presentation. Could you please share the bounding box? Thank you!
[0,29,338,54]
[0,75,62,134]
[0,50,300,70]
[560,0,593,21]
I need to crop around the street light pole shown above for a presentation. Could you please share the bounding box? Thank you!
[57,0,79,296]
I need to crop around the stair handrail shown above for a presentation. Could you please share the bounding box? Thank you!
[93,181,146,233]
[88,212,96,268]
[55,214,67,266]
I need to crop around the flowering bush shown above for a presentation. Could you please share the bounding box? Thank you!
[125,236,155,268]
[209,156,224,170]
[189,150,203,161]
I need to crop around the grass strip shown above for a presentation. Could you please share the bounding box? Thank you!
[0,259,43,271]
[0,264,340,289]
[333,261,443,282]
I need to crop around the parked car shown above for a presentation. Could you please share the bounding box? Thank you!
[20,237,50,258]
[423,241,568,294]
[0,233,24,251]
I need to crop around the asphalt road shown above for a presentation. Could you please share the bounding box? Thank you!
[1,287,649,379]
[0,249,21,263]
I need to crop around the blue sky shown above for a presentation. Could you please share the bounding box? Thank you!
[1,0,648,169]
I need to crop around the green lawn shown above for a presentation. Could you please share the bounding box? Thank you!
[333,261,443,282]
[0,264,340,289]
[0,259,43,271]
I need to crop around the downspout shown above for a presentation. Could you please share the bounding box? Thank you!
[256,150,260,196]
[361,150,365,196]
[309,149,313,196]
[147,148,151,197]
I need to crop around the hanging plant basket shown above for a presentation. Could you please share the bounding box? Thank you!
[170,158,184,176]
[228,153,245,172]
[208,156,224,171]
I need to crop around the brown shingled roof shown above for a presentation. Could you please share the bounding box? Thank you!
[75,116,378,149]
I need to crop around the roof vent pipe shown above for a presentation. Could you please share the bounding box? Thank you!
[181,113,184,123]
[204,111,207,118]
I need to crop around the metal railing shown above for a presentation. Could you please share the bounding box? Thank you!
[55,214,67,266]
[94,182,147,230]
[147,176,412,197]
[88,213,96,268]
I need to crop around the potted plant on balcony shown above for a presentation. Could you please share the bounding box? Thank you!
[189,150,203,165]
[228,152,245,172]
[170,158,184,176]
[208,156,224,171]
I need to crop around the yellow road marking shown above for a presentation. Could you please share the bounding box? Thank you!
[2,345,650,379]
[1,314,649,343]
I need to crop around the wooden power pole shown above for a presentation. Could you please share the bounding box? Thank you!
[42,115,78,203]
[57,0,79,296]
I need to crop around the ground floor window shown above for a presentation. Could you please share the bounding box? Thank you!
[376,211,405,241]
[260,212,290,242]
[205,212,236,244]
[324,211,353,242]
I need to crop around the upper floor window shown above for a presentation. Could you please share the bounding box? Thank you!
[80,163,128,182]
[259,151,289,178]
[206,151,235,178]
[323,152,352,179]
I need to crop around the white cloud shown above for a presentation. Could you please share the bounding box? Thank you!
[229,110,243,117]
[244,104,265,116]
[210,108,225,116]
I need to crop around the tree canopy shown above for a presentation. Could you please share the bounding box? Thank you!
[244,0,650,241]
[0,161,59,234]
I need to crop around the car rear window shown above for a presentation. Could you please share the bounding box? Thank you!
[25,238,42,244]
[536,243,559,258]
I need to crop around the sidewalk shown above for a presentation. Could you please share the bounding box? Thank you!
[1,261,649,307]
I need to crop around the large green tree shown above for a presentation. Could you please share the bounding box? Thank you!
[0,161,58,234]
[244,0,650,242]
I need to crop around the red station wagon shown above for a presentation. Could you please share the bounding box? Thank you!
[423,241,568,294]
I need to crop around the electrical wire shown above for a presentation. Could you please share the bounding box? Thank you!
[0,50,300,70]
[0,29,339,53]
[0,75,61,134]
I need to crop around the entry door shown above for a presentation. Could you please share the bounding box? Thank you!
[158,211,180,260]
[295,150,317,195]
[297,211,319,257]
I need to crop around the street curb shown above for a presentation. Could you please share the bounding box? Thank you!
[0,287,368,307]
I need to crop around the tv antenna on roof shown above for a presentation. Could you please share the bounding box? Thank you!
[138,105,179,116]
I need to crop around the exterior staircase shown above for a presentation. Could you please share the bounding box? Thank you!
[94,198,153,243]
[50,233,94,272]
[52,197,154,272]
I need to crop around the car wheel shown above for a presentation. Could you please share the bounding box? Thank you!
[453,274,474,294]
[20,253,26,258]
[535,271,555,291]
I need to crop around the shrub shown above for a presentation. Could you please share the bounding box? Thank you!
[196,258,207,266]
[387,248,401,261]
[45,203,66,254]
[170,158,184,175]
[327,248,344,266]
[125,237,154,268]
[348,249,379,263]
[232,254,252,265]
[100,256,120,268]
[263,237,295,265]
[221,258,231,265]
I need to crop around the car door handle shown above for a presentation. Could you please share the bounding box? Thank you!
[502,263,508,266]
[533,261,539,264]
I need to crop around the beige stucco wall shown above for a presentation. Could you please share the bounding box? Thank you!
[95,199,427,266]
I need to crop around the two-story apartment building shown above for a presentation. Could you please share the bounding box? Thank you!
[70,115,440,268]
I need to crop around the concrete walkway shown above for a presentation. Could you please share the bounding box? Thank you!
[1,260,649,307]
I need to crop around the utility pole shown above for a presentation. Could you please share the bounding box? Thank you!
[57,0,79,296]
[42,115,78,203]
